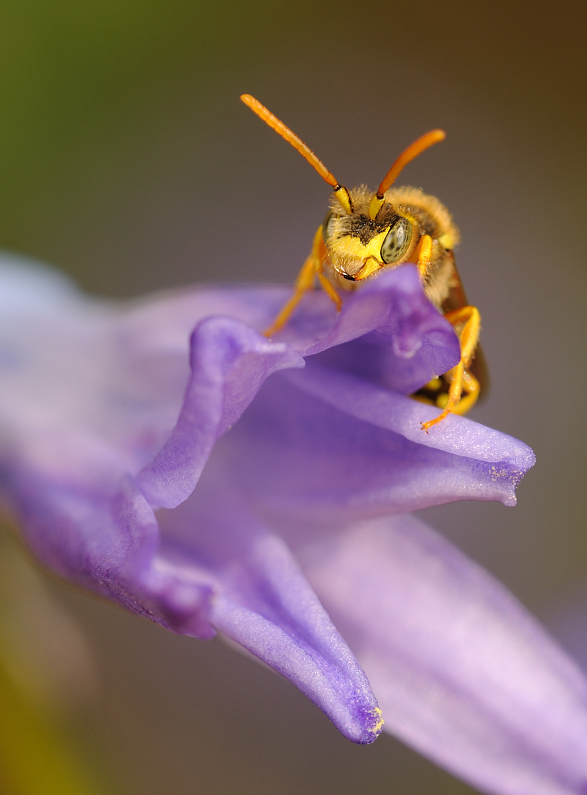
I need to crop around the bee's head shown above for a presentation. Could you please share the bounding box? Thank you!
[240,93,445,282]
[321,187,414,281]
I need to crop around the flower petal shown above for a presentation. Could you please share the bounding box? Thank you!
[0,423,220,638]
[1,257,553,771]
[294,513,587,795]
[223,366,534,522]
[137,316,304,509]
[284,265,462,394]
[289,363,534,492]
[2,429,149,600]
[156,475,383,744]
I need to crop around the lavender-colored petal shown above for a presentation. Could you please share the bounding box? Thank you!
[0,257,382,742]
[224,365,534,522]
[4,424,383,742]
[2,454,383,742]
[119,283,294,351]
[136,267,461,511]
[293,513,587,795]
[155,475,383,744]
[119,262,456,383]
[1,429,154,607]
[282,265,461,394]
[6,257,566,773]
[1,432,217,638]
[137,316,304,509]
[1,261,459,497]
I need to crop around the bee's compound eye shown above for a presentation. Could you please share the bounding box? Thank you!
[322,210,335,243]
[380,217,412,264]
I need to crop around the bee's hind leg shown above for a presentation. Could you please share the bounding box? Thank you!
[263,225,341,337]
[421,305,481,431]
[446,367,480,415]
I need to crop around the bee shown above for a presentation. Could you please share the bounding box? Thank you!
[240,94,484,431]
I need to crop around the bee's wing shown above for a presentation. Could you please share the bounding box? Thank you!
[441,253,490,399]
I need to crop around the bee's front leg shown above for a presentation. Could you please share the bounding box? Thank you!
[412,234,433,279]
[263,226,341,337]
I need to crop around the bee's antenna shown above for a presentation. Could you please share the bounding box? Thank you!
[240,94,353,214]
[368,129,446,219]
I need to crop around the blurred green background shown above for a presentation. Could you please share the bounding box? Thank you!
[0,0,586,793]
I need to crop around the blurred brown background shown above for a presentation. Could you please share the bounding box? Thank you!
[0,0,586,792]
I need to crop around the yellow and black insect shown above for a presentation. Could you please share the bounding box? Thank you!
[240,94,484,431]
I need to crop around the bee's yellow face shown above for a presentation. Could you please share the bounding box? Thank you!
[327,230,389,279]
[322,190,414,281]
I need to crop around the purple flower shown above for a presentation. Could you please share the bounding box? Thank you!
[1,254,586,795]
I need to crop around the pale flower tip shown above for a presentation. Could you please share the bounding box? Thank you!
[344,704,384,745]
[369,706,385,739]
